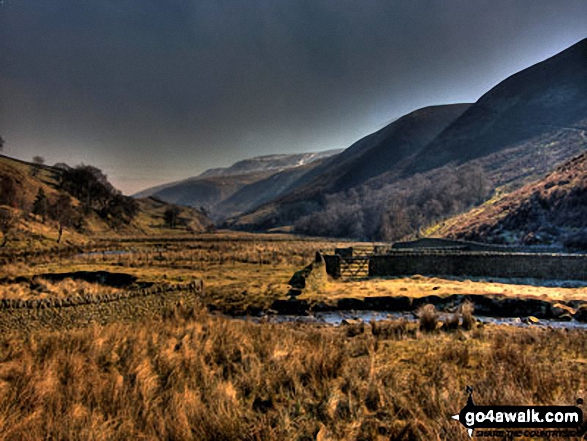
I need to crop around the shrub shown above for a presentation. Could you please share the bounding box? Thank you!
[444,313,460,331]
[460,301,475,330]
[418,304,438,332]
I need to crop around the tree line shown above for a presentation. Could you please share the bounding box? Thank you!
[294,163,492,241]
[1,163,139,244]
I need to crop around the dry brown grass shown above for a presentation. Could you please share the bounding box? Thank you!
[0,278,122,300]
[418,304,439,332]
[6,235,348,313]
[2,234,587,439]
[460,301,475,331]
[301,274,587,304]
[0,304,584,441]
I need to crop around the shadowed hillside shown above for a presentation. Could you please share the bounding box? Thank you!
[436,152,587,248]
[230,104,471,230]
[134,171,276,215]
[231,40,587,238]
[411,38,587,173]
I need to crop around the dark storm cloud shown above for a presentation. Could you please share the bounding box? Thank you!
[1,0,586,193]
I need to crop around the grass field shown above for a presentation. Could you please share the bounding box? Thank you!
[1,233,586,440]
[0,303,585,441]
[4,233,349,313]
[301,274,587,304]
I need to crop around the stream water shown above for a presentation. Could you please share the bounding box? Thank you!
[235,310,587,329]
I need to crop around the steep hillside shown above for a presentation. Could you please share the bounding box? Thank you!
[231,39,587,237]
[0,154,62,206]
[214,162,325,219]
[435,153,587,248]
[0,155,213,249]
[411,38,587,173]
[230,104,471,229]
[134,149,342,218]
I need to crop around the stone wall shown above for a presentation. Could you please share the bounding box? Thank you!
[390,238,531,252]
[368,252,587,281]
[323,254,341,278]
[0,280,204,333]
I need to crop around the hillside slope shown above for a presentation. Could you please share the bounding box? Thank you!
[214,162,327,220]
[411,38,587,173]
[231,39,587,236]
[0,155,213,249]
[133,150,342,218]
[199,150,342,178]
[134,171,276,214]
[435,153,587,248]
[230,104,471,229]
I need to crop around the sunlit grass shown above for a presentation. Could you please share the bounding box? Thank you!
[1,234,586,440]
[0,278,122,300]
[0,305,584,440]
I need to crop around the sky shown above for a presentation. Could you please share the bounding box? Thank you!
[1,1,586,194]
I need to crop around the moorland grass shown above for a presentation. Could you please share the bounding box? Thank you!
[0,304,584,440]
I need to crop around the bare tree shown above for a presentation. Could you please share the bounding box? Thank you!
[31,156,45,177]
[49,193,76,243]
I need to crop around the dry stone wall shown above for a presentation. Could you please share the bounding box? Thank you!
[368,252,587,281]
[0,280,204,332]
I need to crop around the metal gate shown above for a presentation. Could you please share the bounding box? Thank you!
[333,245,392,279]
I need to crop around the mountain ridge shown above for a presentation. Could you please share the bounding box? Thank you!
[132,149,343,218]
[229,39,587,237]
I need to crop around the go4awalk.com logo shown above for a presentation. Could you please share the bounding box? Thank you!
[451,387,586,439]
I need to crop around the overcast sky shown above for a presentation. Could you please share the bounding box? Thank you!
[1,0,586,194]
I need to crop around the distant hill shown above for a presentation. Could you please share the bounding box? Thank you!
[133,171,276,215]
[199,150,342,178]
[229,39,587,238]
[0,154,213,249]
[435,152,587,249]
[133,149,342,218]
[214,162,325,220]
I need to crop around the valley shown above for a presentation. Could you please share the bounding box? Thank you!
[1,35,587,441]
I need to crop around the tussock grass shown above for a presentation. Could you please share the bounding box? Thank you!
[73,238,338,269]
[5,235,346,313]
[0,305,584,440]
[460,301,475,331]
[0,278,122,300]
[2,234,586,439]
[418,304,439,332]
